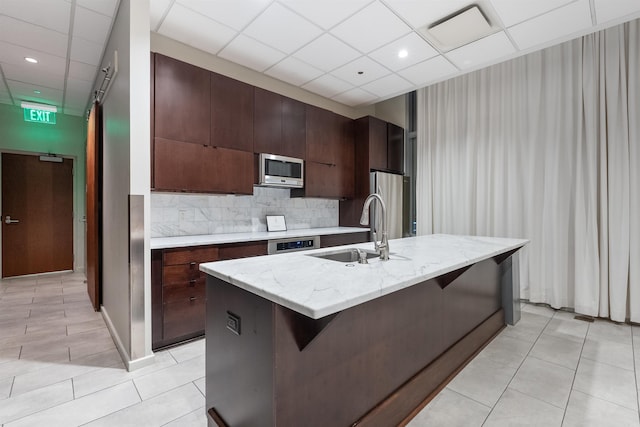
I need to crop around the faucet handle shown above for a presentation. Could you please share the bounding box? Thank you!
[357,249,368,264]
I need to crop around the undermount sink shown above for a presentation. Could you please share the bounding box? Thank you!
[309,248,379,263]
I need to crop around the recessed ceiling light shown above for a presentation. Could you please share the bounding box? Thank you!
[398,49,408,59]
[24,57,38,64]
[33,90,41,94]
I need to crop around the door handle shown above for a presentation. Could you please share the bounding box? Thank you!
[5,216,19,224]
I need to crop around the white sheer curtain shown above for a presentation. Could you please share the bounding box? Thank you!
[416,19,640,322]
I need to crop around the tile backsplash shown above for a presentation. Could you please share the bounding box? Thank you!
[150,186,338,237]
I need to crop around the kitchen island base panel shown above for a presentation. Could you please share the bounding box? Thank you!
[206,253,509,427]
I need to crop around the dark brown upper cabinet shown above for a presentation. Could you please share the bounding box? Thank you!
[211,72,254,152]
[387,122,404,174]
[293,105,354,199]
[154,54,210,145]
[356,116,404,175]
[254,88,306,159]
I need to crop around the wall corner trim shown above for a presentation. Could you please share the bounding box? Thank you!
[102,305,156,371]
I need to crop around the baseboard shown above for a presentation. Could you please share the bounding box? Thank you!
[101,305,155,372]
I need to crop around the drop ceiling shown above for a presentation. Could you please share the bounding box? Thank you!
[1,0,640,116]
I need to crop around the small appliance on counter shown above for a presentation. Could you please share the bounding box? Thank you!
[266,215,286,232]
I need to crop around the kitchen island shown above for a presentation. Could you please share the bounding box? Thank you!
[200,234,527,427]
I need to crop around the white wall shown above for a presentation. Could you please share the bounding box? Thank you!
[374,94,407,128]
[0,104,86,273]
[99,0,152,369]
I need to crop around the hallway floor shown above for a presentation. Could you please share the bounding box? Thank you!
[0,272,638,426]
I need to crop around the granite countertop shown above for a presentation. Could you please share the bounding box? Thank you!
[200,234,528,319]
[150,226,369,249]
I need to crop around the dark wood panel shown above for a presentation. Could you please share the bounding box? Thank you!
[387,122,404,174]
[211,72,253,152]
[303,161,354,199]
[320,232,369,248]
[367,116,388,172]
[163,298,206,341]
[154,54,210,145]
[305,105,339,164]
[163,246,219,265]
[253,87,281,155]
[163,279,205,304]
[152,249,163,345]
[218,241,267,260]
[207,147,254,194]
[281,96,306,159]
[163,263,200,285]
[153,137,208,192]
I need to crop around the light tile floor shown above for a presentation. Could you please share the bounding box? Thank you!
[1,272,639,426]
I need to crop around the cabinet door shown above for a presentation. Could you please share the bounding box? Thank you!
[304,161,354,199]
[153,137,208,192]
[211,72,254,152]
[206,146,254,195]
[254,88,281,155]
[154,54,210,145]
[387,123,404,174]
[368,117,388,172]
[281,96,306,159]
[306,105,340,165]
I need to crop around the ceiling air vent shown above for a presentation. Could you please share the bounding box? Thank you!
[423,5,495,51]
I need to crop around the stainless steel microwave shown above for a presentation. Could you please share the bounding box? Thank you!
[259,153,304,188]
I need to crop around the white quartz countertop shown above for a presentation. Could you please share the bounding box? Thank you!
[200,234,528,319]
[150,227,368,249]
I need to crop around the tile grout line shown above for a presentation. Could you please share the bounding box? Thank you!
[559,319,589,426]
[480,311,555,426]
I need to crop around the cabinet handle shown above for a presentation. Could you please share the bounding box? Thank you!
[189,279,196,286]
[189,261,197,268]
[190,296,196,301]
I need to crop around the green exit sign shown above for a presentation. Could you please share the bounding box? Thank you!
[23,108,56,125]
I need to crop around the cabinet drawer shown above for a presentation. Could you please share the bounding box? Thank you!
[163,247,219,266]
[162,263,202,284]
[163,298,206,341]
[163,279,206,304]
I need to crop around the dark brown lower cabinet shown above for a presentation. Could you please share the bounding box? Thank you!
[205,254,512,426]
[152,241,268,350]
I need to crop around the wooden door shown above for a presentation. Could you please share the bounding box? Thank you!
[86,101,101,310]
[2,153,73,277]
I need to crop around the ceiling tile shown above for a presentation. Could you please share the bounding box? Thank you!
[1,0,71,34]
[331,88,377,106]
[63,107,86,117]
[176,0,271,31]
[243,3,322,54]
[150,0,172,31]
[1,63,65,90]
[508,0,593,51]
[330,56,391,86]
[73,6,113,45]
[0,16,69,57]
[278,0,372,30]
[70,37,103,66]
[76,0,119,17]
[6,80,63,106]
[218,34,287,72]
[331,2,412,53]
[491,0,575,27]
[383,0,474,29]
[158,3,237,55]
[302,74,353,98]
[360,74,413,98]
[68,60,98,82]
[64,77,93,109]
[368,32,438,71]
[398,55,458,86]
[264,57,324,86]
[445,31,516,69]
[292,34,360,72]
[0,41,67,69]
[594,0,640,24]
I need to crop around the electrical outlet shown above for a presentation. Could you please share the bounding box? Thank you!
[226,311,241,335]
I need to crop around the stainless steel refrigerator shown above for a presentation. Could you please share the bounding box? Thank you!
[369,171,404,240]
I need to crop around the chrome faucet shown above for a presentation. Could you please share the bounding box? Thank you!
[360,193,389,261]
